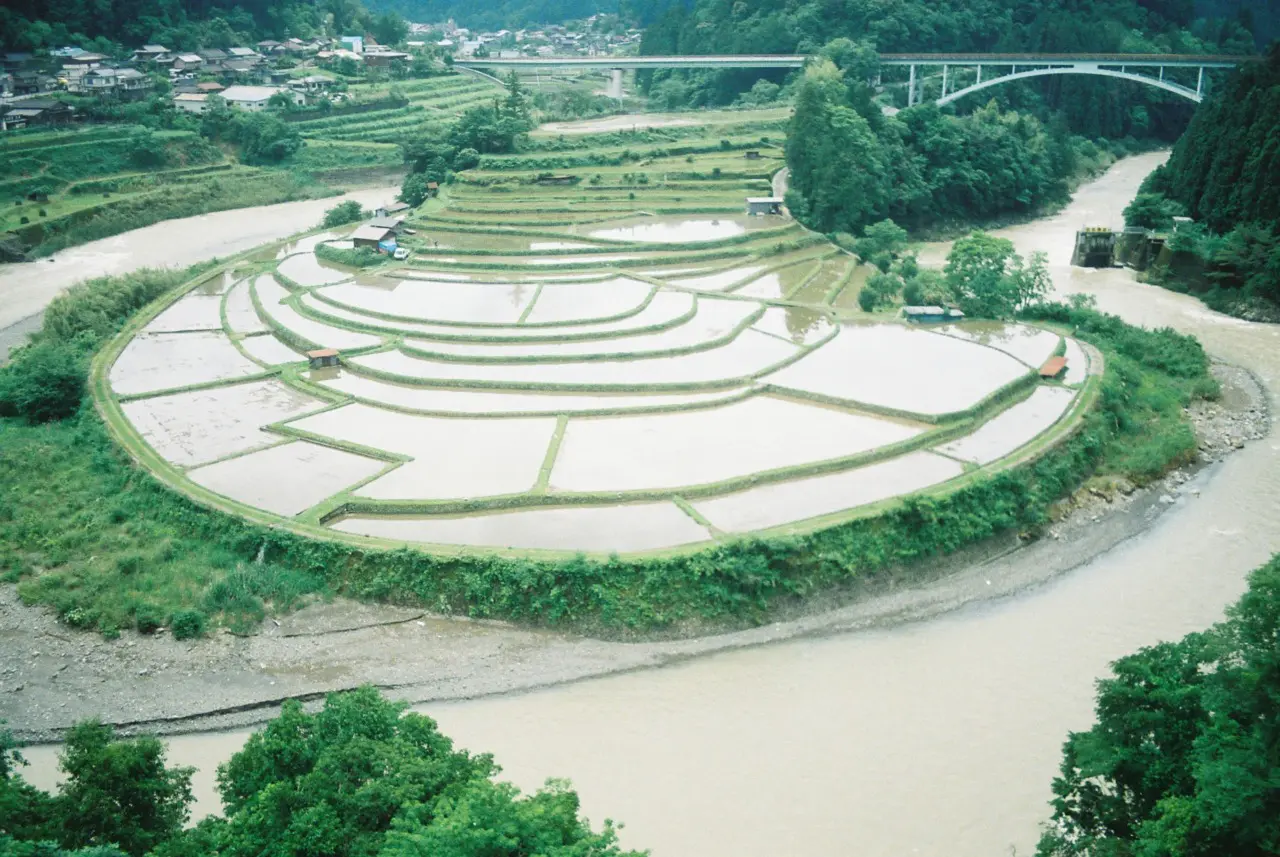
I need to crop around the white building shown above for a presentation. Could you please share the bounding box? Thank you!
[173,92,208,113]
[219,85,303,111]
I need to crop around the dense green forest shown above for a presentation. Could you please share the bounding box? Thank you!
[365,0,684,30]
[0,688,640,857]
[783,47,1122,236]
[1036,554,1280,856]
[1124,45,1280,317]
[0,0,394,51]
[639,0,1256,140]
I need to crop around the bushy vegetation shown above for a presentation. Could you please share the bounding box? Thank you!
[1036,554,1280,856]
[314,241,388,268]
[1122,45,1280,318]
[320,200,366,228]
[638,0,1254,138]
[0,688,639,856]
[785,56,1120,237]
[0,720,192,856]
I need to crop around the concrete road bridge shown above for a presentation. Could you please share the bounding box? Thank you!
[456,52,1254,103]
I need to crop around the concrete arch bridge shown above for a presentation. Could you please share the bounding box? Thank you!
[456,53,1253,103]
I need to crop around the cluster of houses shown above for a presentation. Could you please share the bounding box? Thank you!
[0,34,418,129]
[411,17,642,59]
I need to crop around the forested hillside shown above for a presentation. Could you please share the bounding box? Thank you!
[364,0,683,30]
[1124,45,1280,317]
[784,51,1108,236]
[639,0,1256,140]
[0,0,384,51]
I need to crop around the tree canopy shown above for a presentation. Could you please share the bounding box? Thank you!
[1037,555,1280,856]
[1,689,640,857]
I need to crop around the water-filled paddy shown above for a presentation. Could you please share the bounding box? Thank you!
[548,396,923,493]
[668,265,763,292]
[276,251,358,286]
[317,279,537,325]
[109,331,263,396]
[224,278,269,334]
[937,386,1078,465]
[102,196,1094,556]
[255,277,383,350]
[941,323,1062,368]
[691,451,964,533]
[789,257,852,305]
[142,294,225,333]
[1061,338,1089,385]
[119,380,323,468]
[356,328,798,388]
[588,218,750,244]
[286,404,558,500]
[187,441,385,516]
[412,298,759,360]
[521,278,653,325]
[751,307,834,345]
[319,373,749,415]
[238,334,302,366]
[332,501,712,553]
[766,324,1030,417]
[733,261,823,300]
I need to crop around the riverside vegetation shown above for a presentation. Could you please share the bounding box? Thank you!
[1120,45,1280,321]
[0,687,640,857]
[1036,553,1280,856]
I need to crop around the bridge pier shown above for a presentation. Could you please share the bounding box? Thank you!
[608,68,624,99]
[907,64,916,107]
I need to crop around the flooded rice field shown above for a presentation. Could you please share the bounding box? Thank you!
[187,440,385,516]
[354,328,799,388]
[275,251,358,286]
[766,324,1031,417]
[237,333,302,366]
[334,500,712,553]
[319,372,748,415]
[691,450,964,533]
[548,395,923,494]
[142,293,225,333]
[940,322,1063,368]
[223,278,270,334]
[938,385,1079,465]
[255,276,383,350]
[588,217,755,244]
[120,379,323,467]
[109,331,263,396]
[102,192,1100,556]
[288,404,558,500]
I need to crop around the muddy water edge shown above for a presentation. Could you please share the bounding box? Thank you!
[11,152,1280,857]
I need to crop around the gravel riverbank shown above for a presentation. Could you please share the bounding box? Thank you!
[0,362,1266,744]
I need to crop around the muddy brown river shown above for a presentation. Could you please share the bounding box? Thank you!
[16,153,1280,857]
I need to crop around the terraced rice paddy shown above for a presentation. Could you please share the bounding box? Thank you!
[99,110,1095,556]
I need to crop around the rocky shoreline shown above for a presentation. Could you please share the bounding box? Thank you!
[0,362,1268,744]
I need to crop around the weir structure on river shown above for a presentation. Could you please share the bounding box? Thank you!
[457,52,1255,101]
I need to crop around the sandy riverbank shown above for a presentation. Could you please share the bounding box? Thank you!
[0,363,1265,743]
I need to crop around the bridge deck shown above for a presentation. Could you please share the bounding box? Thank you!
[456,52,1256,70]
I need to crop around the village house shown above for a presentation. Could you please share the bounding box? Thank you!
[72,67,153,99]
[171,53,203,72]
[131,44,169,64]
[197,48,229,71]
[1,98,74,130]
[351,223,397,250]
[172,92,208,113]
[219,84,302,110]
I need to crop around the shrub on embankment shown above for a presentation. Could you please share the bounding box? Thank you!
[0,266,1216,638]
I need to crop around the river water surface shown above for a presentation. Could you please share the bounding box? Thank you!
[17,152,1280,857]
